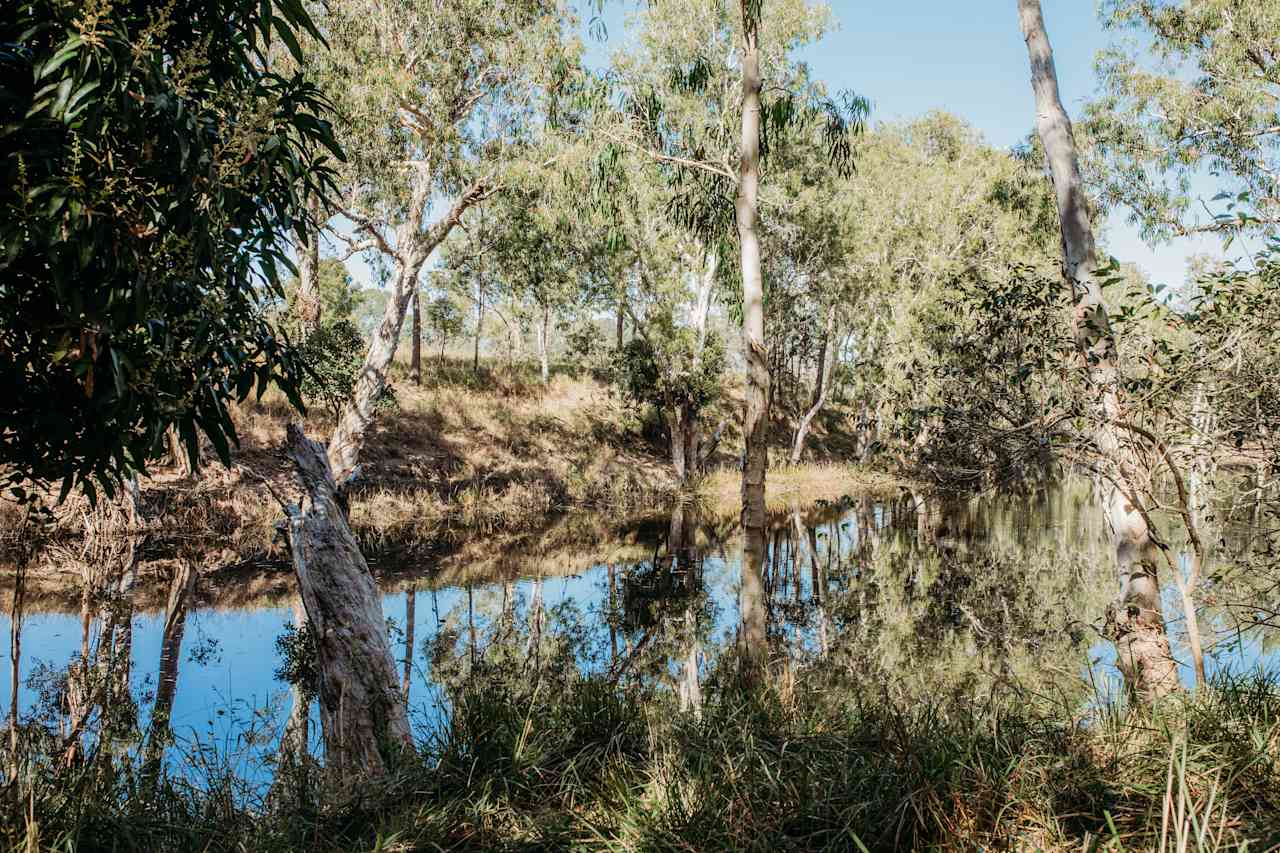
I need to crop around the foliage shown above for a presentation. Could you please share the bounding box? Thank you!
[1085,0,1280,239]
[294,319,393,420]
[892,266,1077,488]
[424,295,466,358]
[5,665,1280,851]
[283,259,366,327]
[0,0,340,500]
[615,328,726,419]
[274,620,320,701]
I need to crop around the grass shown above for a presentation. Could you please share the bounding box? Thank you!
[696,462,907,523]
[5,667,1280,852]
[1,356,913,608]
[1,360,681,581]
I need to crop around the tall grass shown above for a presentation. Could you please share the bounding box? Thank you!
[5,668,1278,852]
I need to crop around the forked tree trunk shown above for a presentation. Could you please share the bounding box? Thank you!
[328,182,485,484]
[283,424,411,776]
[1017,0,1178,703]
[791,304,837,464]
[671,403,699,482]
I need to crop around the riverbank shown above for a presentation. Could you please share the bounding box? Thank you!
[0,360,904,604]
[5,666,1278,851]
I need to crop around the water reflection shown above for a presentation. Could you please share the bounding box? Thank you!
[2,481,1276,779]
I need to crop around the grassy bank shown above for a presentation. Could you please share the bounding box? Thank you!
[5,668,1279,852]
[1,358,903,594]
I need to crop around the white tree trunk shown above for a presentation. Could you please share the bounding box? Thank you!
[537,303,551,385]
[1017,0,1178,702]
[736,21,767,531]
[283,424,411,775]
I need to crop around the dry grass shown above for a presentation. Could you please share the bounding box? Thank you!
[1,358,910,599]
[696,461,907,522]
[0,360,680,586]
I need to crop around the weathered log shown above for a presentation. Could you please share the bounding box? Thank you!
[282,423,411,776]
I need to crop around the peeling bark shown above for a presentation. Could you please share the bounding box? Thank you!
[1017,0,1178,703]
[283,424,411,775]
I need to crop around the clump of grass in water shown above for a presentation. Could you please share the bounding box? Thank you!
[4,670,1279,851]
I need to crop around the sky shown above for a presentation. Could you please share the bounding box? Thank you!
[583,0,1242,289]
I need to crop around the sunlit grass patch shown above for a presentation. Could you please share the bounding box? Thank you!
[697,462,907,521]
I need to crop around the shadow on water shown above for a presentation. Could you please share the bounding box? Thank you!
[1,478,1277,786]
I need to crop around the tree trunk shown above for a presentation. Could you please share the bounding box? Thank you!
[616,296,625,351]
[6,550,25,782]
[537,303,551,385]
[295,199,322,338]
[790,304,837,464]
[282,424,411,776]
[329,256,426,484]
[526,576,545,667]
[411,286,422,385]
[473,279,484,374]
[739,525,768,678]
[328,182,483,484]
[678,605,703,718]
[1017,0,1178,703]
[736,1,768,572]
[670,403,700,482]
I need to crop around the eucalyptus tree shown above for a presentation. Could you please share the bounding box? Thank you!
[1084,0,1280,239]
[581,2,862,669]
[475,188,585,383]
[304,0,577,482]
[1017,0,1180,702]
[598,0,861,674]
[264,0,577,776]
[568,145,731,480]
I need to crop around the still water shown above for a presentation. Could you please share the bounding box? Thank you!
[2,480,1276,779]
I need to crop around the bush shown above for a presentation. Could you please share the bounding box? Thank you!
[296,320,396,419]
